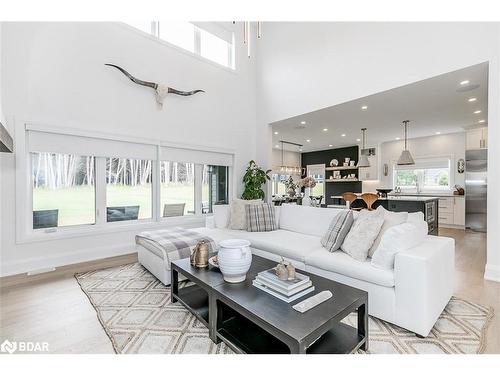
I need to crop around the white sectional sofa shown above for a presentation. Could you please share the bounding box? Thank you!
[138,203,455,337]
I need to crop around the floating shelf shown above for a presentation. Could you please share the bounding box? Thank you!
[326,179,359,183]
[325,166,359,171]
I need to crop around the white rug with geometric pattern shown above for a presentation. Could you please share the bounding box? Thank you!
[75,262,493,354]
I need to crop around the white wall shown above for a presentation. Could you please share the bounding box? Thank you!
[257,22,500,281]
[378,132,466,190]
[0,22,257,276]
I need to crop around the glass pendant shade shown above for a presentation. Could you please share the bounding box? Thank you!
[357,128,370,168]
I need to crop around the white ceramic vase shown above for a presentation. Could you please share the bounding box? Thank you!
[217,239,252,283]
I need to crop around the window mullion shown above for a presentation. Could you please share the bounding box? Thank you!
[95,157,107,226]
[153,149,161,221]
[194,164,203,215]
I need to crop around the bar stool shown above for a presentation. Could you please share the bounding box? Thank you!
[342,192,361,210]
[361,192,379,211]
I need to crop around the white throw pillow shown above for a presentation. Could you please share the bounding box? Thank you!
[407,211,425,223]
[368,206,408,258]
[341,208,384,262]
[213,204,230,228]
[227,199,262,230]
[371,221,428,270]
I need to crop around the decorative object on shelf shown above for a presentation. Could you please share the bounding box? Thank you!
[376,188,393,198]
[330,159,339,167]
[275,258,288,280]
[457,158,465,174]
[218,239,252,283]
[383,163,389,176]
[278,140,302,174]
[397,120,415,165]
[349,160,355,167]
[190,240,210,268]
[105,64,204,108]
[241,160,271,200]
[283,176,298,197]
[333,170,341,179]
[357,128,371,168]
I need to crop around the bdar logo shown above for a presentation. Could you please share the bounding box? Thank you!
[1,339,17,354]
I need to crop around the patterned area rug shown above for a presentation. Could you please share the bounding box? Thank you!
[75,263,493,354]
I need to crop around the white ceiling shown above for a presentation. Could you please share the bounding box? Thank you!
[270,62,488,152]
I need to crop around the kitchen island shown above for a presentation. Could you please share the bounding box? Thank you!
[330,194,439,235]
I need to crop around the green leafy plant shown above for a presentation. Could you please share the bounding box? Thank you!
[241,160,271,200]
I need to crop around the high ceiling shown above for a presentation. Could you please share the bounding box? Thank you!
[270,62,488,152]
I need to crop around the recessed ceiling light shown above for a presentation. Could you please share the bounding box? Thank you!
[299,148,303,152]
[460,80,470,85]
[306,139,311,142]
[436,132,441,135]
[468,97,477,102]
[300,121,306,125]
[341,134,346,137]
[274,131,278,135]
[329,144,333,147]
[395,137,400,140]
[323,128,328,132]
[356,138,361,142]
[275,145,280,148]
[474,110,482,114]
[361,105,368,110]
[478,119,485,123]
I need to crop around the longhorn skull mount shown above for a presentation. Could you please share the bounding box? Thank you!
[105,63,204,108]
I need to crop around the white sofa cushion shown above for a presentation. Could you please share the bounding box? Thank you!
[279,204,343,237]
[341,208,384,261]
[371,221,428,270]
[213,204,230,228]
[368,206,408,258]
[305,249,395,287]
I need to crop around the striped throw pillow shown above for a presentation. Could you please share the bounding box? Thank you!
[321,210,354,252]
[245,203,277,232]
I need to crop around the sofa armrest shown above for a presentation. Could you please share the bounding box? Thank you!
[205,215,216,229]
[394,236,455,336]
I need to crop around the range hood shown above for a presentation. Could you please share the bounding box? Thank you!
[0,122,13,153]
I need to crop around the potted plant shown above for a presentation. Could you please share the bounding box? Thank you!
[283,176,298,197]
[241,160,272,200]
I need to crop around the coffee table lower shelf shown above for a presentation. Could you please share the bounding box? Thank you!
[216,310,366,354]
[172,284,210,327]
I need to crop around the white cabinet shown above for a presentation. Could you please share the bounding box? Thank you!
[466,127,488,150]
[438,196,465,227]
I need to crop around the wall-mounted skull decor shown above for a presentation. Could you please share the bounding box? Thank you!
[457,158,465,174]
[105,64,204,108]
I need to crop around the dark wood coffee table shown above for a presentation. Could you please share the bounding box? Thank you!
[171,254,368,354]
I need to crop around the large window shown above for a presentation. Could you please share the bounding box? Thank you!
[394,157,451,191]
[125,21,234,69]
[31,152,95,229]
[106,158,153,222]
[271,174,287,197]
[160,161,195,217]
[202,165,229,213]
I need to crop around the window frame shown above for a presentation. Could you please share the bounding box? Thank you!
[18,124,234,243]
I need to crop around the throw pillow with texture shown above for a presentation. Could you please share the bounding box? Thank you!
[371,221,428,270]
[245,203,277,232]
[341,208,384,261]
[321,210,354,252]
[228,198,262,230]
[368,206,408,258]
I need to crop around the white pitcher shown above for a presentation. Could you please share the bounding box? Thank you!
[217,239,252,283]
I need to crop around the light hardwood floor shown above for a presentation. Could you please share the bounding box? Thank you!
[0,229,498,354]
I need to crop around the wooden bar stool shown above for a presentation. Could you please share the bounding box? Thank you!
[342,192,362,211]
[361,193,379,211]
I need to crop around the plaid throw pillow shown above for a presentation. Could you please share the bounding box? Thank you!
[321,210,354,252]
[245,203,277,232]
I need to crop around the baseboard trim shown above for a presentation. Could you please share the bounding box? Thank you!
[484,263,500,283]
[0,253,138,289]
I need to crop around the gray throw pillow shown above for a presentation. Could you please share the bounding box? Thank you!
[321,210,354,252]
[245,203,277,232]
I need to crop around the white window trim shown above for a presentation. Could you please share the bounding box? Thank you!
[16,123,235,244]
[117,22,236,73]
[391,153,455,194]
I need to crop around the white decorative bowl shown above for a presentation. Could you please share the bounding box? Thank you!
[217,239,252,283]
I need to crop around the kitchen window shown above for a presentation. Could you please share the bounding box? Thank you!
[394,157,451,191]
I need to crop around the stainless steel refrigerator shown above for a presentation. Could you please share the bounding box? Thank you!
[465,149,487,232]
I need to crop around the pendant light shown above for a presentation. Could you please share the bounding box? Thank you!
[397,120,415,165]
[278,140,302,174]
[357,128,370,168]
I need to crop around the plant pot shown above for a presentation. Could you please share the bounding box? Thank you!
[217,239,252,283]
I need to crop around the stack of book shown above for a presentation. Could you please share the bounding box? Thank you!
[253,268,315,303]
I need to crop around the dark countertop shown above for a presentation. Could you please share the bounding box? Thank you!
[331,195,439,202]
